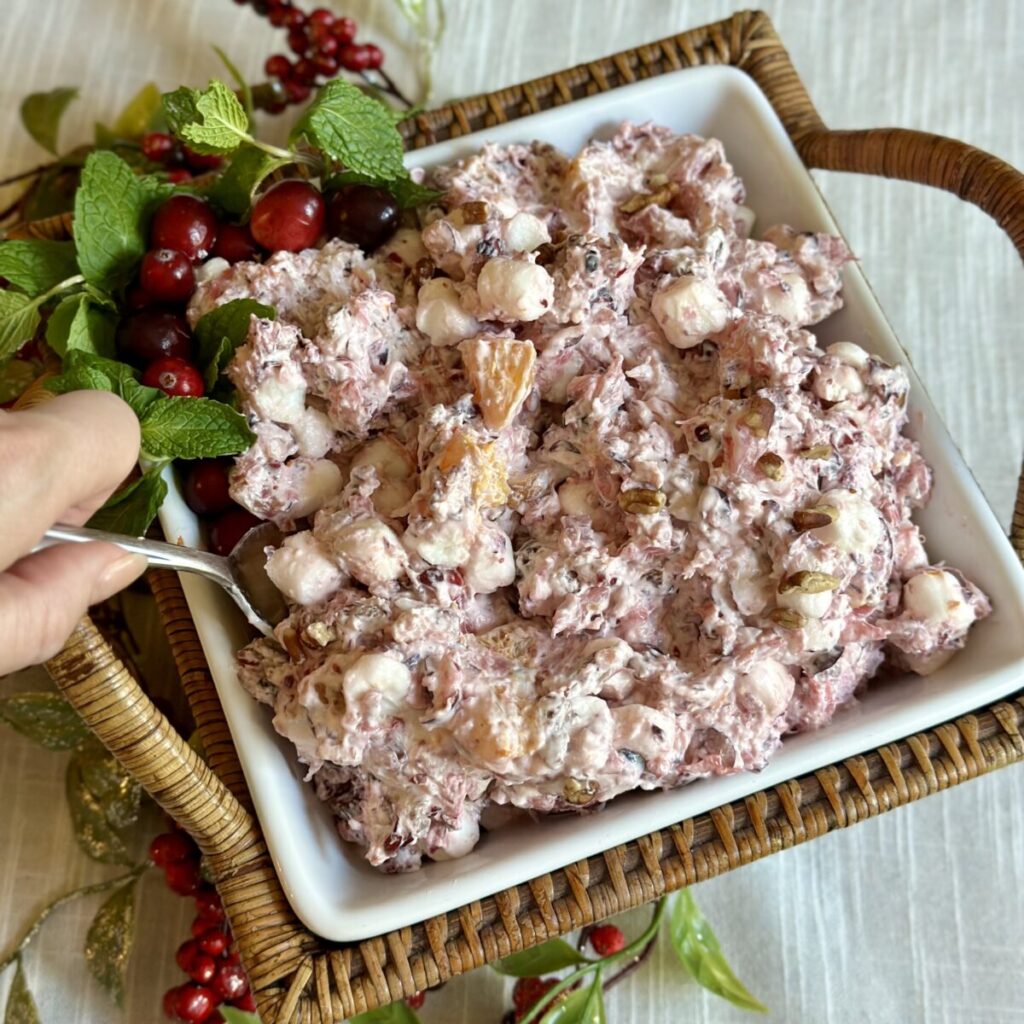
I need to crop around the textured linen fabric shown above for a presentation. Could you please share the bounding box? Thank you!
[0,2,1021,1021]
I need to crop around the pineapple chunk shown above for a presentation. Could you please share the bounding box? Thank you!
[458,335,536,431]
[438,431,510,508]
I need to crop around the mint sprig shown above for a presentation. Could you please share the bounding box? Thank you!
[194,298,276,391]
[0,239,79,297]
[139,396,253,460]
[45,293,116,358]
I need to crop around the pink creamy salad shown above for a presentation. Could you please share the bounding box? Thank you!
[189,122,990,871]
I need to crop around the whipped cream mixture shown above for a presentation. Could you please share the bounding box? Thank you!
[189,123,989,870]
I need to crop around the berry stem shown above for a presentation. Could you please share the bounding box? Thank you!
[0,863,148,974]
[0,162,55,188]
[600,929,659,994]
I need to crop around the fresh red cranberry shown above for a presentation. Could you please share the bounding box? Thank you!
[182,146,224,172]
[284,79,312,105]
[331,16,357,42]
[140,249,195,304]
[183,461,233,516]
[588,923,626,957]
[287,28,310,55]
[188,954,218,986]
[142,357,205,398]
[406,991,426,1009]
[165,859,203,896]
[512,977,557,1015]
[142,132,177,164]
[198,927,230,957]
[212,223,262,264]
[168,168,193,185]
[149,831,197,866]
[293,57,319,85]
[125,284,154,311]
[151,195,219,261]
[326,184,399,251]
[362,43,384,69]
[117,310,192,365]
[339,43,373,71]
[264,53,292,79]
[208,508,261,557]
[250,179,325,252]
[213,961,249,1002]
[175,939,201,974]
[194,886,226,923]
[232,991,257,1012]
[170,983,216,1024]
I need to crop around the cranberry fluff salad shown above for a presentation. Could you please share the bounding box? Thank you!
[188,122,989,871]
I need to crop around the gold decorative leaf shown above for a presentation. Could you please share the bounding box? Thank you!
[84,879,138,1007]
[0,692,90,751]
[4,959,41,1024]
[65,740,141,864]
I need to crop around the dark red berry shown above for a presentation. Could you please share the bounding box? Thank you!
[406,991,425,1010]
[232,991,257,1012]
[183,461,233,516]
[512,977,557,1015]
[308,6,333,26]
[182,146,224,172]
[140,249,195,303]
[175,939,201,974]
[198,927,230,957]
[331,16,356,43]
[326,184,399,252]
[308,20,334,48]
[293,57,319,85]
[250,179,325,252]
[268,4,291,26]
[188,954,218,986]
[151,194,219,261]
[149,831,197,866]
[212,223,262,264]
[117,309,192,365]
[589,923,626,957]
[125,284,154,311]
[143,356,205,398]
[213,961,249,1002]
[208,507,261,556]
[265,100,288,115]
[312,51,338,76]
[362,43,384,70]
[165,859,203,896]
[339,43,373,71]
[170,983,216,1024]
[191,915,211,939]
[283,7,305,28]
[265,53,292,79]
[284,80,311,105]
[163,987,179,1019]
[194,886,226,923]
[168,168,193,184]
[142,132,177,164]
[287,28,310,55]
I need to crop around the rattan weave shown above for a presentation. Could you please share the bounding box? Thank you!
[27,10,1024,1022]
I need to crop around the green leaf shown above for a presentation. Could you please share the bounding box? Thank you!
[207,144,290,218]
[177,80,250,155]
[0,359,36,404]
[88,471,168,536]
[23,164,79,221]
[46,293,116,359]
[326,169,442,210]
[66,740,141,864]
[0,692,91,750]
[348,1001,421,1024]
[140,395,254,459]
[162,86,200,137]
[113,82,164,137]
[540,971,605,1024]
[46,350,162,416]
[291,79,406,180]
[0,240,79,297]
[219,1009,262,1024]
[0,291,42,365]
[668,891,767,1013]
[20,86,78,155]
[213,47,253,122]
[4,959,41,1024]
[194,298,275,387]
[84,879,138,1007]
[492,939,590,977]
[73,151,149,291]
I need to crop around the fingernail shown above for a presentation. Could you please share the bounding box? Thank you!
[91,553,148,603]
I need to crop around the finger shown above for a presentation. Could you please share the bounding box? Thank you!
[0,542,147,676]
[0,391,141,568]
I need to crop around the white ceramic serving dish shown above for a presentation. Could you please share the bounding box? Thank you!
[158,64,1024,942]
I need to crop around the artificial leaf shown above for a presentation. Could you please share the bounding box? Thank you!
[140,395,254,460]
[540,971,605,1024]
[76,739,143,830]
[219,1009,262,1024]
[0,239,79,297]
[66,740,141,864]
[0,359,36,404]
[213,47,253,121]
[84,878,138,1007]
[178,80,250,155]
[492,938,589,977]
[3,959,41,1024]
[20,86,78,154]
[291,79,406,180]
[0,291,42,365]
[348,1001,421,1024]
[46,293,116,359]
[668,890,767,1013]
[113,82,164,137]
[88,471,168,537]
[0,692,91,751]
[207,145,289,217]
[23,162,80,221]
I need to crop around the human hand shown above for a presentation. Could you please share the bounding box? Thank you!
[0,390,147,676]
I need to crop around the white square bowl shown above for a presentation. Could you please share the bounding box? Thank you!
[158,64,1024,942]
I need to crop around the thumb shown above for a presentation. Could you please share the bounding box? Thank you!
[0,542,147,676]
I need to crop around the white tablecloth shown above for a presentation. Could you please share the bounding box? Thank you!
[1,2,1021,1021]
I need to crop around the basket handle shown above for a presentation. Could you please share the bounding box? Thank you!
[794,127,1024,259]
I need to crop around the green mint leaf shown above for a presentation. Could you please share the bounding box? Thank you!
[492,938,589,977]
[140,395,254,459]
[0,239,79,296]
[348,1001,421,1024]
[213,47,254,122]
[66,739,141,865]
[84,879,138,1008]
[0,359,35,404]
[4,958,42,1024]
[208,144,290,218]
[177,80,250,155]
[194,298,275,383]
[73,151,150,291]
[218,1010,262,1024]
[540,970,605,1024]
[202,336,234,393]
[20,86,78,155]
[88,471,168,536]
[113,81,165,137]
[0,291,42,364]
[291,79,406,180]
[668,891,767,1013]
[326,169,441,210]
[45,350,163,415]
[162,86,200,136]
[0,692,91,751]
[46,293,117,359]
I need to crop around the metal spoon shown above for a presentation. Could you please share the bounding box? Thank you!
[33,522,289,636]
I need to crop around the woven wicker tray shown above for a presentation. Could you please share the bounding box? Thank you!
[29,10,1024,1023]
